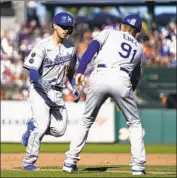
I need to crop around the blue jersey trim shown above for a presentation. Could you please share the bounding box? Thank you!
[77,40,100,74]
[23,64,39,71]
[29,68,40,84]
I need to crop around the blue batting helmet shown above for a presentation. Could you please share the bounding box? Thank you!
[53,12,75,27]
[122,14,142,32]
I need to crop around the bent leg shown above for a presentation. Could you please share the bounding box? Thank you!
[47,106,68,137]
[64,88,108,165]
[114,90,146,170]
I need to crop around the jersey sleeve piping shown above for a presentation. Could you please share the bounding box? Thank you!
[23,64,39,71]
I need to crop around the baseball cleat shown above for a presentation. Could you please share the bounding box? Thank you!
[22,164,40,171]
[62,163,78,173]
[22,120,35,147]
[132,169,146,175]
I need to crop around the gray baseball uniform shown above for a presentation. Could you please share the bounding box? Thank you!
[22,36,77,166]
[64,29,146,171]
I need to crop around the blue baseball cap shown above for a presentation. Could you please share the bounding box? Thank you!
[122,14,142,32]
[53,12,75,27]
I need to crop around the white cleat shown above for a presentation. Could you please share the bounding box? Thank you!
[132,170,146,175]
[62,163,78,173]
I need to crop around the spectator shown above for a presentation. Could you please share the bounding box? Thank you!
[1,15,176,101]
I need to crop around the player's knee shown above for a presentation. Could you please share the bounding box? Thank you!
[50,127,66,137]
[55,130,65,137]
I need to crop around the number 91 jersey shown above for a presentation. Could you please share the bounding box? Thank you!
[93,29,146,72]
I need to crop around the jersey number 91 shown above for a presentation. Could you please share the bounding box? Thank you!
[118,42,137,63]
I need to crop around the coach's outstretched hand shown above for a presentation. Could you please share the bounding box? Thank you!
[75,73,86,88]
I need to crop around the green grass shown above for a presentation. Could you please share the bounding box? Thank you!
[1,144,176,177]
[1,143,176,153]
[1,165,176,177]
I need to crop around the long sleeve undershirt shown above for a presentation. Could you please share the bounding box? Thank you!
[77,40,100,74]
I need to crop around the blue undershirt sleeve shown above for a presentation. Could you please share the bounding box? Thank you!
[29,68,40,84]
[77,40,100,74]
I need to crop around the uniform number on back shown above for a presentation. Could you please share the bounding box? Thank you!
[118,42,137,63]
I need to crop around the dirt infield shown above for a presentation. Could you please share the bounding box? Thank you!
[1,153,176,169]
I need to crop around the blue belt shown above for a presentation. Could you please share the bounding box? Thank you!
[97,64,130,75]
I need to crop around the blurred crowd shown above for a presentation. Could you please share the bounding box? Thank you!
[1,15,176,102]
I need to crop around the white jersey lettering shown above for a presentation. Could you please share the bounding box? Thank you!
[23,36,77,87]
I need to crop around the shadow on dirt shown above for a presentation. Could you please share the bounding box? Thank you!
[83,166,119,172]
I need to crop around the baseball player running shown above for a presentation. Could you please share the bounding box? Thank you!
[21,12,80,171]
[63,14,146,175]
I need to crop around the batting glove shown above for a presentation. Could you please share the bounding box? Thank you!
[72,87,81,103]
[39,79,52,93]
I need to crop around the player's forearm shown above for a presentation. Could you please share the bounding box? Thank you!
[77,40,100,74]
[131,62,142,91]
[67,52,77,84]
[67,68,75,84]
[131,78,140,91]
[29,68,40,83]
[29,68,52,93]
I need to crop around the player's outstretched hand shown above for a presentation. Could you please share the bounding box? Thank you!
[75,73,86,87]
[72,87,81,103]
[39,79,52,93]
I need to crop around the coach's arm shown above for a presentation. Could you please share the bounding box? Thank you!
[131,61,142,91]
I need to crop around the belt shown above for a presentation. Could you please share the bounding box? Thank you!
[32,83,63,92]
[51,85,63,92]
[97,64,130,75]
